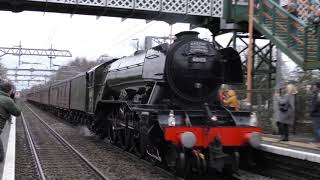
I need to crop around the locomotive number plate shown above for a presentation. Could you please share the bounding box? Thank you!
[189,41,209,54]
[191,57,206,63]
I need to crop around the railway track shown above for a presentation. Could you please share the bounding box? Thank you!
[21,102,178,180]
[251,150,320,180]
[21,104,109,180]
[21,102,274,180]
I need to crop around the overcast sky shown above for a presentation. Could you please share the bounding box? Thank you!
[0,11,215,89]
[0,11,296,90]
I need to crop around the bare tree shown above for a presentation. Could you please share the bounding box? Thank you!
[47,57,100,83]
[0,62,7,79]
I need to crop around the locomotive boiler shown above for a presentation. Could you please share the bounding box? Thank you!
[27,31,262,178]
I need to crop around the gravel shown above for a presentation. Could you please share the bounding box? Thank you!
[20,104,104,180]
[25,103,175,180]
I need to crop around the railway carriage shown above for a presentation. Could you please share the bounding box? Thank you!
[27,31,262,178]
[28,89,41,104]
[70,74,87,112]
[53,80,71,109]
[39,86,50,105]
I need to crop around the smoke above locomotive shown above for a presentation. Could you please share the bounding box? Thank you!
[104,31,243,108]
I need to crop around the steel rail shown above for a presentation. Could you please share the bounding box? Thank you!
[111,144,183,180]
[110,137,242,180]
[24,103,246,180]
[21,112,47,180]
[24,103,110,180]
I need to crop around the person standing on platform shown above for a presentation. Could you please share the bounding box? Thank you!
[310,81,320,147]
[308,8,320,35]
[223,90,240,111]
[308,9,320,25]
[287,2,298,17]
[275,84,297,141]
[0,81,21,162]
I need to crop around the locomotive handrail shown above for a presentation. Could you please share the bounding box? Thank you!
[109,63,144,72]
[97,101,239,114]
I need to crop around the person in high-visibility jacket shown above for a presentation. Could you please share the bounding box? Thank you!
[223,90,240,111]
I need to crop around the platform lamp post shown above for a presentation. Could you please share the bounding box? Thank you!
[246,0,255,105]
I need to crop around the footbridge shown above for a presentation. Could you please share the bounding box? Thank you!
[226,0,320,70]
[0,0,319,70]
[0,0,224,24]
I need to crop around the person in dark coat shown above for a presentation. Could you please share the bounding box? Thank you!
[308,9,320,25]
[0,81,21,162]
[310,81,320,147]
[275,84,297,141]
[287,1,298,17]
[308,9,320,35]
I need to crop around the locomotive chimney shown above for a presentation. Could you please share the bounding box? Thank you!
[174,31,199,41]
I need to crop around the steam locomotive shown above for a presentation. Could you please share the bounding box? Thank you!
[27,31,261,177]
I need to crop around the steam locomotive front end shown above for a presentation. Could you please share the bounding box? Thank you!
[158,32,261,176]
[164,31,221,105]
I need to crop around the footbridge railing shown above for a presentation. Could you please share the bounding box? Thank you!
[225,0,320,70]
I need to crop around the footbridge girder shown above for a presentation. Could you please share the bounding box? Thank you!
[0,0,223,24]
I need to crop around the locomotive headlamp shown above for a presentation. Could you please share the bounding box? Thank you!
[194,83,202,89]
[180,132,196,148]
[210,116,218,121]
[245,132,261,148]
[249,112,258,126]
[168,110,176,126]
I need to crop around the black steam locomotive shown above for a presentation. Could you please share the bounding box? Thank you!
[27,31,261,177]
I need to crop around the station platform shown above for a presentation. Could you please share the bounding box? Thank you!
[0,117,16,180]
[260,134,320,163]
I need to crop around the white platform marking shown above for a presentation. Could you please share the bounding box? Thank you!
[1,116,16,180]
[260,143,320,163]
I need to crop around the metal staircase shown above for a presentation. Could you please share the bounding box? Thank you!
[225,0,320,70]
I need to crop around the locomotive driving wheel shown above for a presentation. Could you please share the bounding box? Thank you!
[107,107,128,148]
[107,109,119,145]
[90,111,108,139]
[123,111,135,151]
[132,125,147,159]
[109,122,118,145]
[135,133,147,159]
[118,107,127,150]
[123,127,132,151]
